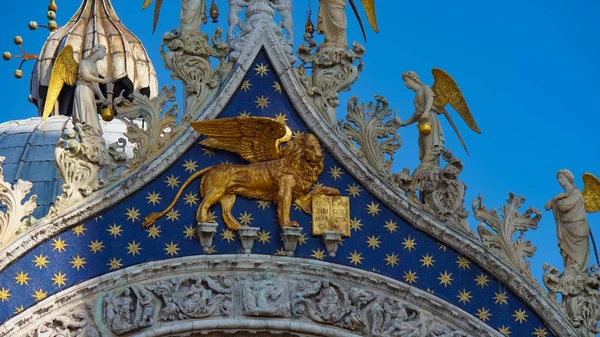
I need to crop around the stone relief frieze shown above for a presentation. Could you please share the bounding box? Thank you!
[102,286,154,335]
[242,273,290,317]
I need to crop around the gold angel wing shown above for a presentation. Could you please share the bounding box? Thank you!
[190,117,292,163]
[431,68,481,155]
[141,0,163,34]
[360,0,379,33]
[582,173,600,213]
[41,45,78,121]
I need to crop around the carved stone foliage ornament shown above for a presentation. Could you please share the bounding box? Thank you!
[25,304,100,337]
[242,273,289,317]
[296,40,365,125]
[0,157,37,247]
[161,27,232,116]
[49,123,126,217]
[141,117,340,231]
[229,0,296,65]
[472,193,543,291]
[115,86,190,176]
[337,95,401,178]
[102,286,154,335]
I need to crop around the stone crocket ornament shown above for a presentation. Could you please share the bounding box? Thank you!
[142,117,340,230]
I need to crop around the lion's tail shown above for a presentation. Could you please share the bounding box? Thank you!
[142,166,213,228]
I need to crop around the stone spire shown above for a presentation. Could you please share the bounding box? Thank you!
[30,0,158,116]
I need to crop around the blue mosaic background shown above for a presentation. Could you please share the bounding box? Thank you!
[0,51,553,337]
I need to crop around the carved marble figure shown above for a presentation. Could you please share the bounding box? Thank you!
[142,117,340,230]
[400,69,480,169]
[271,0,294,42]
[317,0,378,49]
[227,0,251,43]
[243,273,289,317]
[143,0,207,34]
[42,45,112,134]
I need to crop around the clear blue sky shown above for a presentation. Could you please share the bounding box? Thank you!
[0,0,599,285]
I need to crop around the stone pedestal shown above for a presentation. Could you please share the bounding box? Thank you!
[322,230,344,257]
[196,222,218,253]
[281,227,302,257]
[238,227,259,254]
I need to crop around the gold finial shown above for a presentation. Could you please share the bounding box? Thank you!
[209,0,219,23]
[3,36,38,79]
[48,0,57,12]
[304,2,314,39]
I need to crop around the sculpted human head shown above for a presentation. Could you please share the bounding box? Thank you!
[402,71,422,90]
[557,169,575,190]
[89,44,107,61]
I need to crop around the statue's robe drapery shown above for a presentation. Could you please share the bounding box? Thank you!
[181,0,207,33]
[418,111,445,170]
[317,0,348,48]
[553,188,590,275]
[73,59,102,134]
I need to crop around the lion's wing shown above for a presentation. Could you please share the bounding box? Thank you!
[190,117,292,163]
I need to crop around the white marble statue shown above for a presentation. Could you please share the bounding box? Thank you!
[271,0,294,42]
[400,71,444,169]
[317,0,348,48]
[73,44,111,135]
[545,169,591,276]
[227,0,251,43]
[180,0,207,33]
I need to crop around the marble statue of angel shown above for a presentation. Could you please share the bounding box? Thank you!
[41,45,111,134]
[545,170,600,275]
[317,0,378,49]
[143,0,207,34]
[400,69,481,169]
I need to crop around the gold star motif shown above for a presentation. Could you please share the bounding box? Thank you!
[366,235,381,249]
[165,174,180,189]
[273,81,282,93]
[146,225,161,239]
[427,288,435,294]
[14,272,30,286]
[437,243,447,252]
[385,253,399,267]
[95,216,103,222]
[203,148,215,157]
[184,192,199,206]
[108,258,122,270]
[457,289,472,304]
[513,309,528,323]
[255,95,270,109]
[89,240,104,253]
[183,159,198,173]
[312,181,324,190]
[164,241,180,257]
[532,327,548,337]
[183,225,196,240]
[311,249,325,260]
[166,209,180,221]
[126,207,141,222]
[366,201,381,216]
[350,217,363,231]
[345,184,361,198]
[33,254,49,269]
[146,191,161,206]
[257,201,271,210]
[127,241,142,256]
[72,224,86,237]
[494,291,509,305]
[475,274,489,288]
[438,271,453,287]
[403,270,418,284]
[239,211,254,226]
[476,307,491,322]
[254,63,269,76]
[70,255,86,270]
[221,229,236,243]
[241,79,252,92]
[274,112,288,123]
[14,305,24,314]
[276,248,287,256]
[32,289,47,302]
[107,224,123,238]
[420,254,435,268]
[299,233,308,245]
[51,271,67,288]
[51,237,68,253]
[329,166,343,180]
[206,211,216,222]
[258,231,271,244]
[0,287,10,302]
[402,236,417,251]
[456,256,471,270]
[239,110,251,117]
[498,325,511,336]
[384,220,398,233]
[348,250,363,265]
[206,246,217,254]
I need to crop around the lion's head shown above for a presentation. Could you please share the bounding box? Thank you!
[279,133,324,186]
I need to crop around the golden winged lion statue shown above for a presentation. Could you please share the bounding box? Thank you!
[142,117,340,230]
[401,69,481,168]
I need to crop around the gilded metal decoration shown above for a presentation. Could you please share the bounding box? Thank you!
[311,195,350,237]
[143,0,207,34]
[142,117,340,230]
[582,172,600,214]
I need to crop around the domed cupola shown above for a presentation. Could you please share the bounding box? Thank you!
[30,0,158,117]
